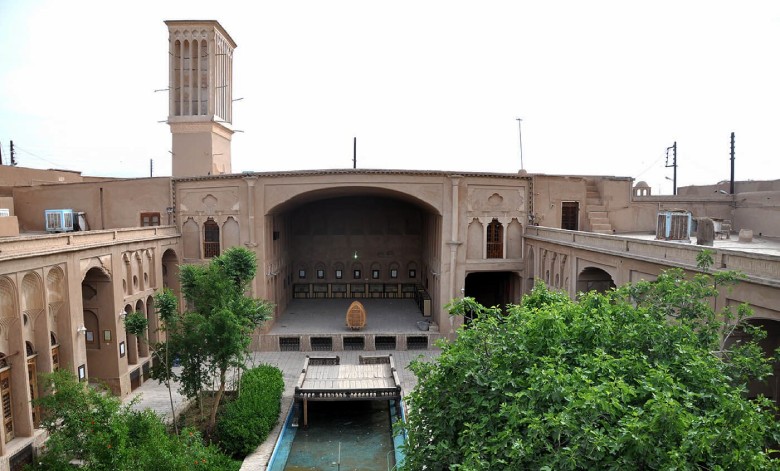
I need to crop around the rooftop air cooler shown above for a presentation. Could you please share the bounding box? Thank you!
[45,209,75,233]
[656,210,692,241]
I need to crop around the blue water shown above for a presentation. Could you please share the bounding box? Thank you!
[269,400,403,471]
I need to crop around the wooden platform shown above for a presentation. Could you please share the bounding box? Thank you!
[295,355,402,401]
[294,355,402,426]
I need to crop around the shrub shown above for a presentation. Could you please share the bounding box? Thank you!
[28,370,240,471]
[216,364,285,458]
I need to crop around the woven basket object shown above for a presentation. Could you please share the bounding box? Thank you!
[345,301,367,330]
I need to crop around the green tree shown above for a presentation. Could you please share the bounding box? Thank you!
[28,369,239,471]
[163,247,273,434]
[150,288,180,433]
[401,266,780,470]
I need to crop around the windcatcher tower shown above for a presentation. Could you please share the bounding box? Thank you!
[165,20,236,177]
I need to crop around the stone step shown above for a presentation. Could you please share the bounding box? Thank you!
[586,190,600,198]
[593,229,614,235]
[592,223,613,231]
[587,198,603,206]
[590,218,610,226]
[588,205,606,212]
[588,211,608,218]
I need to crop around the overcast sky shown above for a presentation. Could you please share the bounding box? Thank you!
[1,0,778,195]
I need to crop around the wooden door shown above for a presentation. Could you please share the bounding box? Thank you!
[27,357,40,428]
[1,369,13,441]
[51,345,60,370]
[561,202,579,230]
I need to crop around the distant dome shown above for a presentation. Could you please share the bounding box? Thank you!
[518,169,529,176]
[634,181,650,188]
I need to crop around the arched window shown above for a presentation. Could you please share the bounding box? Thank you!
[486,219,503,258]
[203,219,220,258]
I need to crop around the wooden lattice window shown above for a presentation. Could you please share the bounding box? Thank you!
[203,219,220,258]
[1,369,13,440]
[140,212,161,227]
[28,358,40,427]
[486,219,503,258]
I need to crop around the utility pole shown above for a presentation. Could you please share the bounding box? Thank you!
[150,158,154,177]
[0,141,3,165]
[665,141,677,195]
[516,118,524,170]
[10,140,17,166]
[353,137,357,169]
[729,132,735,194]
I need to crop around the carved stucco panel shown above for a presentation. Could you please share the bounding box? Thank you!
[179,187,240,217]
[467,186,526,214]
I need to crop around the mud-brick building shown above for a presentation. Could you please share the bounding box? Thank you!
[1,18,779,470]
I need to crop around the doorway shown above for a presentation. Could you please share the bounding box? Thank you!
[561,202,579,231]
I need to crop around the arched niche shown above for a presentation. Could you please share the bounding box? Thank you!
[182,218,200,259]
[162,249,180,294]
[0,276,18,355]
[467,219,483,259]
[507,219,523,259]
[223,216,240,249]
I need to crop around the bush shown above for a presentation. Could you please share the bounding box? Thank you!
[216,364,285,458]
[28,370,240,471]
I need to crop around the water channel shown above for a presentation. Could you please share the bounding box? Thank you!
[268,400,404,471]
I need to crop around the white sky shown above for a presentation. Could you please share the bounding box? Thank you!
[1,1,778,195]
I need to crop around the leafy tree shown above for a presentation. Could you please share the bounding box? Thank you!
[28,369,239,471]
[150,288,180,433]
[123,311,148,338]
[401,264,780,470]
[161,247,273,434]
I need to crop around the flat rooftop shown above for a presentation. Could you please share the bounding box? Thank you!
[619,232,780,257]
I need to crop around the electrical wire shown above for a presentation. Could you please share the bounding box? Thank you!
[12,145,68,168]
[633,154,666,180]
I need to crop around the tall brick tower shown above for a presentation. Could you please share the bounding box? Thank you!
[165,20,236,177]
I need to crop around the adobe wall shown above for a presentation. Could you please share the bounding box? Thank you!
[12,178,172,232]
[530,175,588,228]
[0,166,84,187]
[0,197,14,215]
[678,179,780,196]
[733,191,780,238]
[0,217,19,237]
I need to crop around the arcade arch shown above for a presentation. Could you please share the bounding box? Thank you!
[576,266,616,295]
[81,266,117,387]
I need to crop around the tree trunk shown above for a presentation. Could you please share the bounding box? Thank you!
[165,345,178,434]
[208,368,227,434]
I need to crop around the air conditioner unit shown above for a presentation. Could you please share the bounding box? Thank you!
[45,209,75,232]
[0,209,9,217]
[656,210,692,241]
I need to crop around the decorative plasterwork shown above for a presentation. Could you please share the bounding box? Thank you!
[80,256,112,281]
[467,186,526,214]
